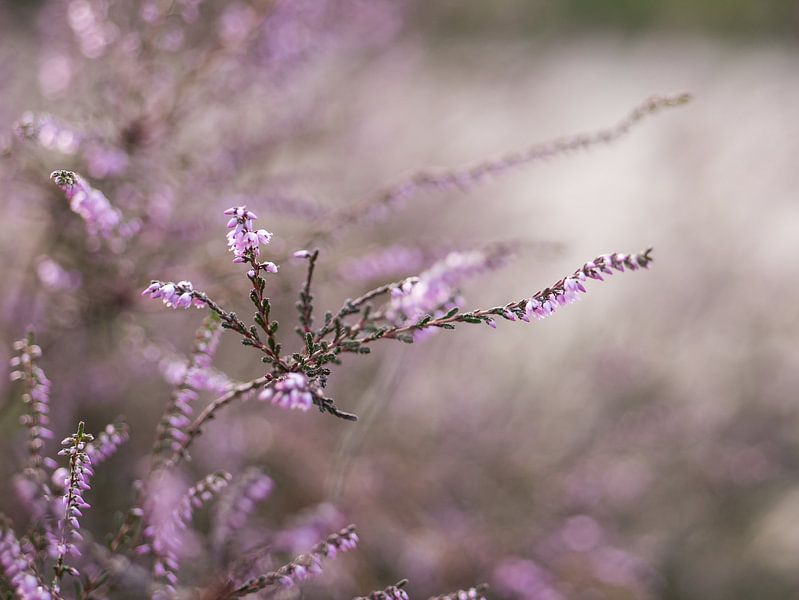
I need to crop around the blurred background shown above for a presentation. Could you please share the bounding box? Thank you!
[1,1,798,599]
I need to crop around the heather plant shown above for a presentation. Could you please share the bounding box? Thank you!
[2,186,662,598]
[0,2,709,599]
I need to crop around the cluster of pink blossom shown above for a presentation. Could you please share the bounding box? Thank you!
[49,170,122,239]
[231,525,359,596]
[0,520,51,600]
[141,280,206,310]
[224,206,274,264]
[258,372,316,412]
[521,251,651,322]
[153,315,225,457]
[86,423,129,466]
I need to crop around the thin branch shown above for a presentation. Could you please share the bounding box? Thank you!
[307,93,690,245]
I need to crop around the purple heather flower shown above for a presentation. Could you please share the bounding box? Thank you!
[140,472,231,590]
[258,373,315,412]
[53,422,94,588]
[141,280,206,310]
[86,422,129,466]
[154,315,225,458]
[9,338,54,466]
[50,170,122,239]
[223,205,273,263]
[232,525,358,596]
[0,520,51,600]
[522,251,651,323]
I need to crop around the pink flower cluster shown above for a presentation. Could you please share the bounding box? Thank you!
[0,522,51,600]
[232,526,359,595]
[521,251,651,322]
[86,423,129,466]
[224,206,274,263]
[258,373,316,412]
[141,280,205,310]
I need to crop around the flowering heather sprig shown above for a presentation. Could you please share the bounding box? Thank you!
[312,94,691,242]
[8,335,59,565]
[147,212,288,371]
[142,280,207,310]
[140,472,232,590]
[229,525,358,597]
[359,249,654,341]
[429,584,489,600]
[212,468,274,554]
[520,250,653,323]
[49,170,122,239]
[86,422,129,466]
[224,206,274,264]
[354,579,410,600]
[9,335,54,473]
[153,314,223,458]
[53,421,94,589]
